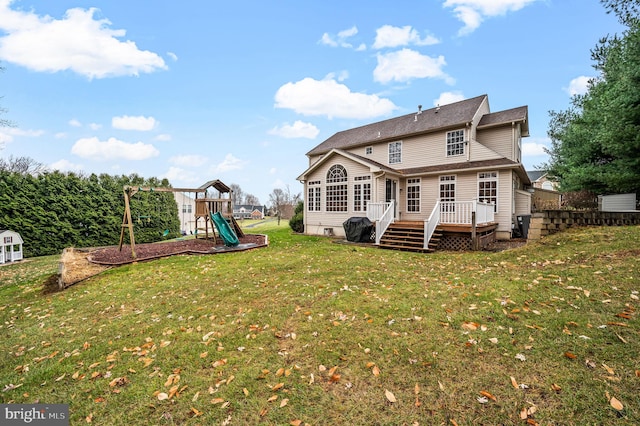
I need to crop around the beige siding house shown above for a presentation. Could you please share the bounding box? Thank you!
[297,95,532,245]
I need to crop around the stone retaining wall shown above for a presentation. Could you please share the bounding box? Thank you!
[528,210,640,240]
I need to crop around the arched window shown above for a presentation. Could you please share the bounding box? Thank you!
[326,165,348,211]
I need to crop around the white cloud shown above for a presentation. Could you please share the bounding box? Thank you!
[71,136,159,160]
[169,154,208,167]
[55,132,66,139]
[162,166,199,184]
[443,0,539,35]
[167,51,178,61]
[565,76,592,96]
[373,48,454,85]
[210,153,247,173]
[155,133,172,142]
[434,91,466,106]
[0,2,167,78]
[89,123,102,130]
[269,167,277,174]
[319,26,362,49]
[69,119,82,127]
[5,127,45,137]
[50,158,84,172]
[268,120,319,139]
[522,137,550,156]
[373,25,439,49]
[274,77,397,119]
[112,115,157,131]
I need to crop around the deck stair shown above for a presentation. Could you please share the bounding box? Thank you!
[379,221,440,253]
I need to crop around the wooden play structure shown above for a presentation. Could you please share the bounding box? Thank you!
[0,229,23,264]
[119,179,244,258]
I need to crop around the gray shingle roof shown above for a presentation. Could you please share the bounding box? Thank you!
[478,106,529,136]
[307,94,488,156]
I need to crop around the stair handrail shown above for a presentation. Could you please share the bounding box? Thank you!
[375,201,395,245]
[423,200,441,250]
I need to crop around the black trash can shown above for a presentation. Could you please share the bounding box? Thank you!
[343,217,374,242]
[517,215,531,239]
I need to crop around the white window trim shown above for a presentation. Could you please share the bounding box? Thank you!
[446,130,465,157]
[406,178,421,213]
[388,141,402,164]
[477,171,498,212]
[353,176,371,213]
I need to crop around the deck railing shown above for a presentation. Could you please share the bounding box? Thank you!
[368,201,395,244]
[423,200,441,250]
[439,201,494,225]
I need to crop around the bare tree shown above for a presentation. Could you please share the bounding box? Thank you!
[229,183,244,205]
[268,185,301,219]
[0,155,47,175]
[245,193,260,205]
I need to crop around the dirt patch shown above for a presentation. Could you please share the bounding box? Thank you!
[89,234,267,265]
[53,235,267,290]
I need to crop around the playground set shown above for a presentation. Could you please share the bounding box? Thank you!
[118,179,244,259]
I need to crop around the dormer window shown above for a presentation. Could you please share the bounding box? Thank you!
[388,141,402,164]
[446,130,465,157]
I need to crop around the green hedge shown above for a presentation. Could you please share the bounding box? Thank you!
[0,171,180,257]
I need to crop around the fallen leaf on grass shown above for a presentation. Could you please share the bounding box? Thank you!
[480,390,496,401]
[609,396,624,411]
[551,383,562,392]
[385,389,397,403]
[211,398,225,404]
[267,395,278,402]
[564,351,577,359]
[190,407,203,417]
[372,366,380,377]
[290,420,302,426]
[157,392,169,401]
[280,398,289,408]
[510,376,519,389]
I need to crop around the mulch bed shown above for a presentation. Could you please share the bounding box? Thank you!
[88,234,267,266]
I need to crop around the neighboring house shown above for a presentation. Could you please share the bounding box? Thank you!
[233,205,266,220]
[0,230,23,264]
[173,192,197,234]
[527,170,559,191]
[297,94,532,246]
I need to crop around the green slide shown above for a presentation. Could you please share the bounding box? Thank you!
[210,211,240,247]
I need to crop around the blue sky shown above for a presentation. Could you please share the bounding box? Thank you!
[0,0,625,205]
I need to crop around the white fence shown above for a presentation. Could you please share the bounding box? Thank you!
[368,202,395,244]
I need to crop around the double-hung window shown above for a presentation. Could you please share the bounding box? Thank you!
[446,130,465,157]
[353,176,371,212]
[388,141,402,164]
[478,171,498,211]
[308,181,321,211]
[326,165,348,212]
[406,178,420,213]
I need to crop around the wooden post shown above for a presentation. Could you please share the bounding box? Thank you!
[471,211,478,251]
[118,188,137,258]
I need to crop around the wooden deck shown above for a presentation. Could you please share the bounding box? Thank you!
[378,221,498,253]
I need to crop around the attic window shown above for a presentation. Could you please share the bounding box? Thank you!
[365,146,373,155]
[446,130,465,157]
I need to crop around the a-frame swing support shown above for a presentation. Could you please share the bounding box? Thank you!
[118,185,207,259]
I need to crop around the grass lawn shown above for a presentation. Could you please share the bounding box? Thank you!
[0,222,638,425]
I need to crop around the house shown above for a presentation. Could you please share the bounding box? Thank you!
[297,94,532,250]
[173,192,197,234]
[527,170,561,211]
[233,205,265,220]
[0,230,24,264]
[527,170,559,191]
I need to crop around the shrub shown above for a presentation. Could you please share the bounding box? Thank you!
[289,201,304,233]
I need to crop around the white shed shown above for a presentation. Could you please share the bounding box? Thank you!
[0,230,24,264]
[598,193,637,212]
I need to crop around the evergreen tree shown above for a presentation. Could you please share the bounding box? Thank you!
[546,0,640,194]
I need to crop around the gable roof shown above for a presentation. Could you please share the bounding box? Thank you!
[307,95,488,156]
[478,106,529,136]
[526,170,547,182]
[297,149,398,181]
